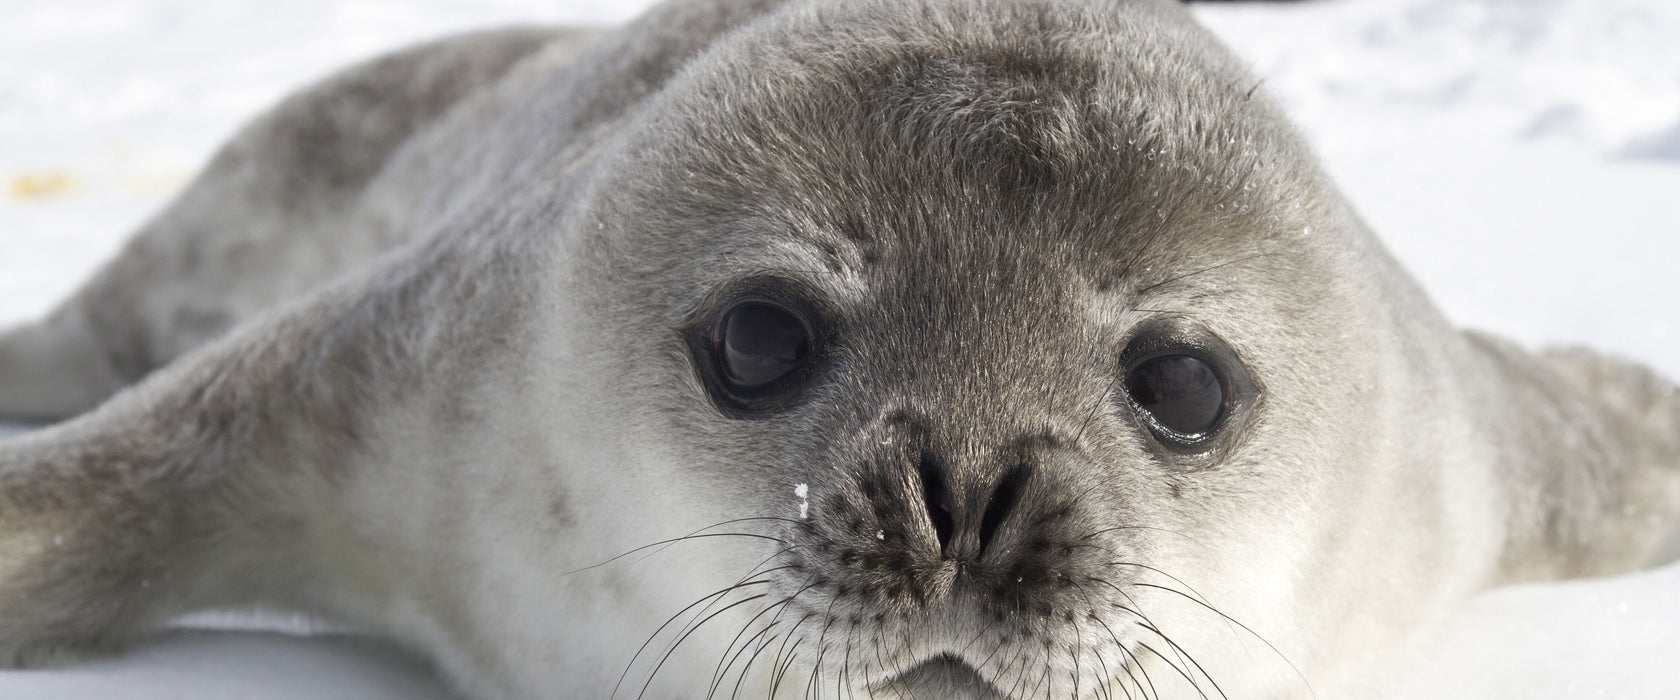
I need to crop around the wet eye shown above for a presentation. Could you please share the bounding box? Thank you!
[718,302,811,391]
[687,281,828,419]
[1124,355,1225,437]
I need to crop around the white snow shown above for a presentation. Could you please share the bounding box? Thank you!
[0,630,456,700]
[1,0,1678,697]
[1194,0,1680,382]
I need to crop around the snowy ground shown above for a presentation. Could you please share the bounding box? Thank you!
[1,0,1677,697]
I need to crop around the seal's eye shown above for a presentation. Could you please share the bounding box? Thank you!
[1124,355,1226,437]
[1117,319,1257,458]
[719,302,810,390]
[687,281,827,418]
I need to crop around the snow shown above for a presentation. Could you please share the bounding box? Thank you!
[0,631,455,700]
[1392,563,1680,699]
[2,0,1678,697]
[1196,0,1680,382]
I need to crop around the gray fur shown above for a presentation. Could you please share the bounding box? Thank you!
[1,0,1677,698]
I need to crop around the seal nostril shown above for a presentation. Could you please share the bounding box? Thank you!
[916,451,954,553]
[979,463,1030,556]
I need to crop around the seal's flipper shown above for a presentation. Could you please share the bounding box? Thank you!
[0,235,514,666]
[0,27,587,422]
[1472,336,1680,581]
[0,309,132,423]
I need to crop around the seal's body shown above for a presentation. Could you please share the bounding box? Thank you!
[2,1,1676,698]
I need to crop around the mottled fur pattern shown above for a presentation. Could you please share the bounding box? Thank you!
[1,0,1677,698]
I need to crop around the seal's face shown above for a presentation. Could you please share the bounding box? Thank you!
[562,1,1461,696]
[517,0,1505,691]
[679,276,1276,696]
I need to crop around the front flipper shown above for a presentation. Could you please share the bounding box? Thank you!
[0,232,531,666]
[0,293,360,665]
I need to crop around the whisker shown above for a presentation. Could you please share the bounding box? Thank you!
[639,593,770,700]
[1070,613,1084,699]
[1074,340,1121,444]
[1069,579,1151,700]
[1120,181,1202,283]
[879,624,911,696]
[1083,577,1177,700]
[1133,253,1279,297]
[1001,642,1036,699]
[711,598,795,698]
[1135,639,1213,700]
[1093,613,1151,700]
[1082,627,1116,700]
[565,527,790,577]
[839,616,859,700]
[1032,654,1052,699]
[731,630,780,700]
[1092,559,1216,604]
[954,621,992,662]
[1128,580,1308,693]
[1138,623,1229,700]
[643,537,821,687]
[716,624,777,700]
[1080,524,1211,554]
[970,629,1008,675]
[804,643,822,700]
[656,560,805,689]
[802,585,847,699]
[869,631,894,695]
[1094,560,1238,645]
[751,267,837,278]
[770,616,811,698]
[613,578,772,699]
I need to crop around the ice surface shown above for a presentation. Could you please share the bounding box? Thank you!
[2,0,1678,697]
[1624,118,1680,161]
[0,630,455,700]
[1195,0,1680,381]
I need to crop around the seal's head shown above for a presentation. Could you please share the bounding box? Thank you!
[552,0,1508,696]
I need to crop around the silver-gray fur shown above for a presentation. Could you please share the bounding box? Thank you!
[1,0,1677,698]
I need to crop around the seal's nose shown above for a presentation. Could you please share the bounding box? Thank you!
[915,449,1031,561]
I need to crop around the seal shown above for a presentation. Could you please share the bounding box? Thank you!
[2,0,1677,698]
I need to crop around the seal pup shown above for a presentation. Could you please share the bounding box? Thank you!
[2,0,1678,698]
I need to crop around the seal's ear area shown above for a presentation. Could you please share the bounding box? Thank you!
[0,26,584,424]
[1467,333,1680,583]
